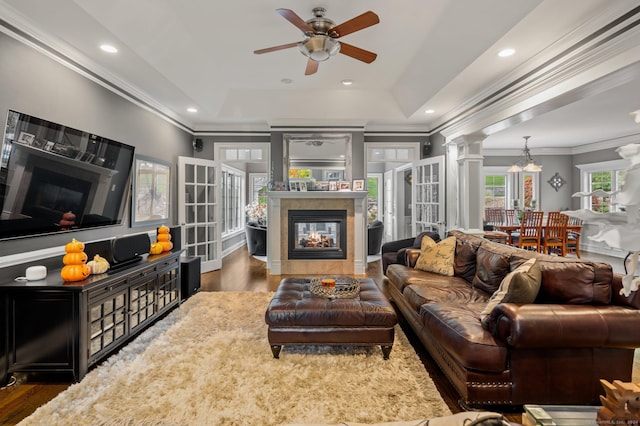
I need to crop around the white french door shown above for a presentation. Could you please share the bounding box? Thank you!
[413,156,445,238]
[383,170,395,242]
[178,156,221,272]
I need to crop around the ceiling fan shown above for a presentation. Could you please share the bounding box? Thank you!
[254,7,379,75]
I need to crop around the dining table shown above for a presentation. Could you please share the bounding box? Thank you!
[495,223,583,250]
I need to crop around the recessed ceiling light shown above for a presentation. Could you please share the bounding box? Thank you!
[281,78,293,84]
[424,109,435,114]
[342,79,354,86]
[498,48,515,58]
[187,107,198,113]
[100,44,118,54]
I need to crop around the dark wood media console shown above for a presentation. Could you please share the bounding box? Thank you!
[0,250,182,386]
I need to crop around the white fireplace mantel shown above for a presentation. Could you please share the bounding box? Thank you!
[266,191,368,275]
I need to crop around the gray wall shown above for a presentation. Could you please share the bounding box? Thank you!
[0,32,193,257]
[483,154,574,211]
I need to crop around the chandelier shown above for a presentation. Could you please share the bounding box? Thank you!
[508,136,542,173]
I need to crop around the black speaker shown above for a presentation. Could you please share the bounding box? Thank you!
[112,234,151,263]
[180,256,201,300]
[193,138,203,152]
[169,225,182,251]
[84,240,115,265]
[423,140,432,157]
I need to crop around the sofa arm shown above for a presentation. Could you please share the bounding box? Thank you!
[381,237,415,254]
[405,248,421,268]
[488,303,640,349]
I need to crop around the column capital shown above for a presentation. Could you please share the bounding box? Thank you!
[448,134,485,160]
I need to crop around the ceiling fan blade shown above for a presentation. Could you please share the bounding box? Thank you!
[305,58,319,75]
[330,11,379,38]
[338,42,377,63]
[276,8,314,34]
[254,42,299,55]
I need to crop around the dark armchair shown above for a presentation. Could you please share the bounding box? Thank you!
[381,230,440,274]
[367,220,385,255]
[245,222,267,256]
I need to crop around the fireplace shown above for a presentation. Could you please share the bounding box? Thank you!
[288,210,347,260]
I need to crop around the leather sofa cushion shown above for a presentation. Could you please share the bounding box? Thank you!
[452,232,482,283]
[402,279,490,314]
[471,244,512,294]
[386,264,434,294]
[420,302,508,372]
[534,258,612,304]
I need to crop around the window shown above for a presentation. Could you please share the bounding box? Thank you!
[577,159,629,213]
[366,174,382,223]
[521,172,539,210]
[483,167,513,209]
[221,165,245,236]
[484,175,506,208]
[249,173,268,204]
[587,170,626,213]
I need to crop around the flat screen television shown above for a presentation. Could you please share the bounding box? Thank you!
[0,110,135,240]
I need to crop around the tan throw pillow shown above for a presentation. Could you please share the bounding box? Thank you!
[480,258,541,329]
[414,236,456,276]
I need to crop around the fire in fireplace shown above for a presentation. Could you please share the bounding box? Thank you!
[288,210,347,260]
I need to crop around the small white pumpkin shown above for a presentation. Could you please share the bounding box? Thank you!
[87,254,110,275]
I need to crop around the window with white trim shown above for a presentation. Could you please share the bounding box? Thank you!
[577,159,629,213]
[249,173,268,204]
[221,165,245,236]
[483,167,513,209]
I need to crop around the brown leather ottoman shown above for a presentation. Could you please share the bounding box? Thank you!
[265,277,397,359]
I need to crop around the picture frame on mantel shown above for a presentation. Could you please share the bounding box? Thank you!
[131,154,172,227]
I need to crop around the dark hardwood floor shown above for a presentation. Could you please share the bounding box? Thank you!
[1,246,550,424]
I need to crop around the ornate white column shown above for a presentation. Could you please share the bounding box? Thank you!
[447,135,486,234]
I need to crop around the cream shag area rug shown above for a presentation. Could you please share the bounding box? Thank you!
[20,292,451,426]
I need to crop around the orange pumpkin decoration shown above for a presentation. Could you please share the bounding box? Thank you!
[61,264,90,282]
[159,241,173,252]
[156,225,173,252]
[65,238,84,253]
[63,251,88,265]
[61,238,90,282]
[149,242,163,255]
[157,233,172,242]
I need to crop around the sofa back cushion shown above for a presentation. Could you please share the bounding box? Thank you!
[452,231,483,283]
[471,244,512,294]
[532,258,613,304]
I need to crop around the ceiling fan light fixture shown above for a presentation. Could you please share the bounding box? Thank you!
[299,35,340,61]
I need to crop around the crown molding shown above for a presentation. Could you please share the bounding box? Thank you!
[484,131,640,156]
[438,2,640,142]
[0,4,194,134]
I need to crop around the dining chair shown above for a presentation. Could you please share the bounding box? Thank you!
[504,209,519,225]
[512,211,544,252]
[565,216,583,258]
[483,208,509,244]
[484,208,505,229]
[542,212,568,256]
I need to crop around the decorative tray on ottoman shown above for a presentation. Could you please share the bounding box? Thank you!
[310,277,360,299]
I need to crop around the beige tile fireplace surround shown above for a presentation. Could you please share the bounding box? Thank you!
[266,191,367,275]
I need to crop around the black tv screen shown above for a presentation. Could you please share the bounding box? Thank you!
[0,110,135,240]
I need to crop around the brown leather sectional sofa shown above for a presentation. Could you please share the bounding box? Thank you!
[385,230,640,407]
